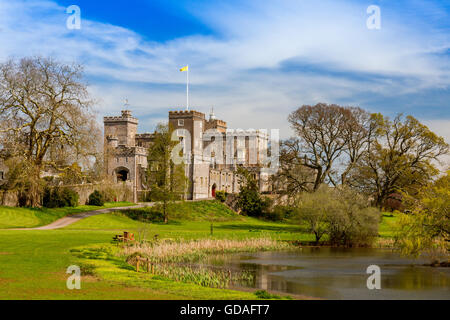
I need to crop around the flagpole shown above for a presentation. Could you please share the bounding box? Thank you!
[186,65,189,111]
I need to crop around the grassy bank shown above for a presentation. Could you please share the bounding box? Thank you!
[0,202,134,229]
[0,201,302,299]
[0,200,399,299]
[70,238,294,298]
[119,238,294,291]
[0,230,264,299]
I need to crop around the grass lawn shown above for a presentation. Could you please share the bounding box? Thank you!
[379,212,399,238]
[0,200,398,299]
[0,202,134,229]
[0,229,263,299]
[0,201,308,299]
[65,212,312,241]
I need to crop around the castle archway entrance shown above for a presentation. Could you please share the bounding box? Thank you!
[115,167,130,182]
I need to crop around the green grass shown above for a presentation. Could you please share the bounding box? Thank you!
[379,212,399,238]
[0,202,134,229]
[164,200,242,221]
[0,201,399,299]
[0,230,260,299]
[64,202,313,241]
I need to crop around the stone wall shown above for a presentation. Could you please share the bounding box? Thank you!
[68,182,134,205]
[225,193,240,213]
[0,182,134,208]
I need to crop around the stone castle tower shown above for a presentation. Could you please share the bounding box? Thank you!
[104,109,272,201]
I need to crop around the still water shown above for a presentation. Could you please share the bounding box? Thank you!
[212,248,450,300]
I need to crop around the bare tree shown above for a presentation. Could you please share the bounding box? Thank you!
[288,103,350,190]
[339,107,377,185]
[0,57,100,206]
[271,138,315,198]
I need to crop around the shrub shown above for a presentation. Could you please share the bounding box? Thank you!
[237,192,272,218]
[43,187,78,208]
[273,205,296,219]
[121,207,165,223]
[60,188,79,207]
[88,190,105,206]
[263,209,284,221]
[254,290,281,299]
[215,190,227,202]
[297,185,380,246]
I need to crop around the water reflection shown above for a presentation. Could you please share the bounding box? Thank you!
[211,248,450,300]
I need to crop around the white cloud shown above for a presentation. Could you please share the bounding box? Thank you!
[423,120,450,170]
[0,0,449,140]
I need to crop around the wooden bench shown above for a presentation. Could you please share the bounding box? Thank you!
[113,231,134,243]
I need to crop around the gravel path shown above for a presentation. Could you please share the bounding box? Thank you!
[12,203,154,230]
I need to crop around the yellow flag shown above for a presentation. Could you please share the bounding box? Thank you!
[180,65,188,72]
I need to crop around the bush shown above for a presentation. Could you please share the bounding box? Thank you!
[254,290,283,299]
[88,190,105,206]
[263,204,295,221]
[215,190,227,202]
[60,188,79,207]
[121,207,165,223]
[263,209,284,221]
[43,187,79,208]
[297,185,380,246]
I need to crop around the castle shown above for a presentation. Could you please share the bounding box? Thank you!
[104,109,272,201]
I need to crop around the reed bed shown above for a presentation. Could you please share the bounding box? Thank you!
[150,264,254,288]
[122,238,292,289]
[122,238,291,263]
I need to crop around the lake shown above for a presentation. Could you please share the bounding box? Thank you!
[211,248,450,300]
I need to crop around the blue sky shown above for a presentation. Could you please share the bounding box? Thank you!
[0,0,449,146]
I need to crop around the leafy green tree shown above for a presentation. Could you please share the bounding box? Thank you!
[236,167,269,217]
[396,172,450,263]
[214,190,227,202]
[297,185,336,244]
[327,186,380,246]
[349,114,448,208]
[296,185,380,246]
[146,123,188,223]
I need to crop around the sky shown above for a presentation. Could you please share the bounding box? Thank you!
[0,0,449,149]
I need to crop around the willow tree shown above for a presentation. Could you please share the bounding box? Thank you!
[0,57,100,206]
[396,171,450,263]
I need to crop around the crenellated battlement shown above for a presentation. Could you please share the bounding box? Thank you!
[207,119,227,126]
[104,110,138,124]
[104,116,138,123]
[169,109,205,119]
[104,108,271,200]
[136,133,155,138]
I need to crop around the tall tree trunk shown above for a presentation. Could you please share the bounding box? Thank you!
[163,198,168,224]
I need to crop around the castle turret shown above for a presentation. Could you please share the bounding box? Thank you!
[104,110,138,147]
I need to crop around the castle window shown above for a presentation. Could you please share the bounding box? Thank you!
[178,119,184,126]
[0,171,3,180]
[116,157,119,163]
